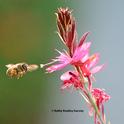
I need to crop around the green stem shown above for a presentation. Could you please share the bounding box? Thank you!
[76,66,105,124]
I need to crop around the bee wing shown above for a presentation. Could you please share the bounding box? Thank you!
[27,64,39,72]
[5,64,14,68]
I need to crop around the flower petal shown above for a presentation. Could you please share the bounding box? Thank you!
[72,49,89,63]
[60,71,72,81]
[46,63,69,73]
[84,53,99,69]
[78,32,90,47]
[92,88,110,104]
[61,82,72,89]
[60,71,84,90]
[72,42,91,63]
[81,42,91,51]
[81,51,89,63]
[55,49,71,62]
[91,64,104,74]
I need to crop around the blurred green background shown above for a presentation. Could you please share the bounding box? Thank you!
[0,0,76,124]
[1,0,124,124]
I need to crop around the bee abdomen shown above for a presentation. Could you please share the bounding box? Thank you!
[7,68,18,77]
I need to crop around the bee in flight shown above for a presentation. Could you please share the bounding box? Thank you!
[6,63,39,79]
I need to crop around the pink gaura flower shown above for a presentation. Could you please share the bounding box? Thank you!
[41,8,110,124]
[60,71,84,90]
[41,32,104,83]
[79,53,104,77]
[89,88,110,124]
[42,32,91,73]
[91,88,110,106]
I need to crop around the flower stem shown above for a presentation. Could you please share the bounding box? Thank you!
[76,66,105,124]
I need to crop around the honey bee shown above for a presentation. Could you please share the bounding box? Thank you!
[6,63,39,79]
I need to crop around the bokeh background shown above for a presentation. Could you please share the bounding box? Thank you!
[0,0,123,124]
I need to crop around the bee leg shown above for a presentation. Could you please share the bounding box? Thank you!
[17,72,22,79]
[17,77,20,79]
[17,75,20,79]
[19,71,25,78]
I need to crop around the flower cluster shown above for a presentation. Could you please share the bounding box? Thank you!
[41,8,110,124]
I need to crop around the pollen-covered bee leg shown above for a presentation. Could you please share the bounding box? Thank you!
[18,71,25,78]
[17,72,22,79]
[17,74,22,79]
[20,72,24,77]
[17,76,20,79]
